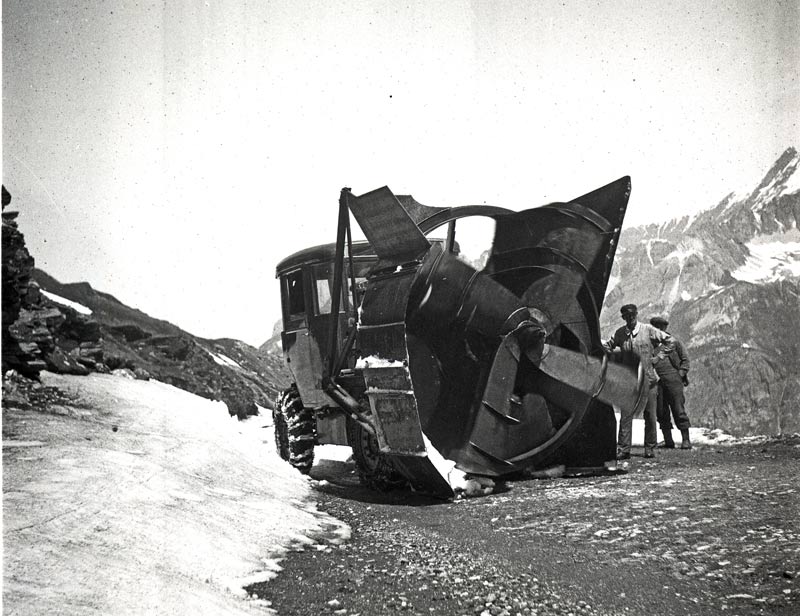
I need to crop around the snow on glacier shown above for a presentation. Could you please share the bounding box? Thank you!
[730,233,800,283]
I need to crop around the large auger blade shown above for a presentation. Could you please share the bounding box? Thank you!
[458,178,635,472]
[487,199,616,350]
[461,318,643,472]
[526,345,647,421]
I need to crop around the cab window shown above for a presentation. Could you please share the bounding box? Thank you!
[285,270,306,317]
[313,263,343,315]
[313,260,376,315]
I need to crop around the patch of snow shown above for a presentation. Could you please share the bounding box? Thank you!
[748,152,800,211]
[694,427,772,446]
[643,238,669,266]
[255,403,272,424]
[40,290,92,315]
[356,355,406,369]
[754,151,800,206]
[209,350,242,368]
[784,160,800,194]
[605,274,620,296]
[741,343,752,349]
[663,246,700,268]
[730,239,800,283]
[3,372,346,616]
[704,284,726,300]
[662,246,701,305]
[614,414,753,448]
[715,191,746,221]
[680,290,692,301]
[421,434,494,497]
[682,213,699,232]
[316,444,353,462]
[666,272,682,305]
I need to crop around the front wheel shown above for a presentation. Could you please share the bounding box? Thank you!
[347,418,405,491]
[274,385,316,474]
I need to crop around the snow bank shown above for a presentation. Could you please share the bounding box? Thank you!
[3,372,347,616]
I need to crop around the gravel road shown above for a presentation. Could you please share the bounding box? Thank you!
[249,438,800,616]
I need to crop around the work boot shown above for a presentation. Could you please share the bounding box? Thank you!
[680,429,692,450]
[660,430,675,449]
[644,447,655,459]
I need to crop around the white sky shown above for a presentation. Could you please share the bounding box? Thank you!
[3,0,799,345]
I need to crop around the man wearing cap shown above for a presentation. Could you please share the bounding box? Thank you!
[650,316,692,449]
[603,304,675,460]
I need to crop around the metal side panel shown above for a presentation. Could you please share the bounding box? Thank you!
[363,365,426,455]
[284,328,327,407]
[359,266,429,456]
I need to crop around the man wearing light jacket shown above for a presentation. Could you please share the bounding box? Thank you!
[650,316,692,449]
[603,304,675,460]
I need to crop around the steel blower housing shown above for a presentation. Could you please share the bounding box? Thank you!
[275,177,645,497]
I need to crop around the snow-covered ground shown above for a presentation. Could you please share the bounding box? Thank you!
[2,372,348,616]
[3,372,749,615]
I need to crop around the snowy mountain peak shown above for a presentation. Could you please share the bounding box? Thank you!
[746,147,800,212]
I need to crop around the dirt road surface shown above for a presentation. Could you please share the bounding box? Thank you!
[251,440,800,616]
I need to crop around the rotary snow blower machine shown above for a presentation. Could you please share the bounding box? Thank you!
[273,177,645,498]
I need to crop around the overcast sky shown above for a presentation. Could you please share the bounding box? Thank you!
[3,0,798,345]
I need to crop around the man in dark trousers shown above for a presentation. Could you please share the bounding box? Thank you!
[604,304,675,460]
[650,316,692,449]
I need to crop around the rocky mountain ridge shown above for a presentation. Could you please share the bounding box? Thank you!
[601,147,800,436]
[2,188,291,418]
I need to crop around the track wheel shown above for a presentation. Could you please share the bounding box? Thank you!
[275,385,316,474]
[347,418,405,491]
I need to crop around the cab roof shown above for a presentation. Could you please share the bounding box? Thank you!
[275,240,376,277]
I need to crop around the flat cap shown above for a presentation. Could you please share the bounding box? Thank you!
[650,316,669,328]
[620,303,638,316]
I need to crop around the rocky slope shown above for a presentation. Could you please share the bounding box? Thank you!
[601,147,800,436]
[2,187,291,418]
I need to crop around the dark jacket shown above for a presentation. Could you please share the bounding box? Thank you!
[654,335,689,381]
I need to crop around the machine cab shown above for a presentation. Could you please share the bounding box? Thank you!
[276,241,377,407]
